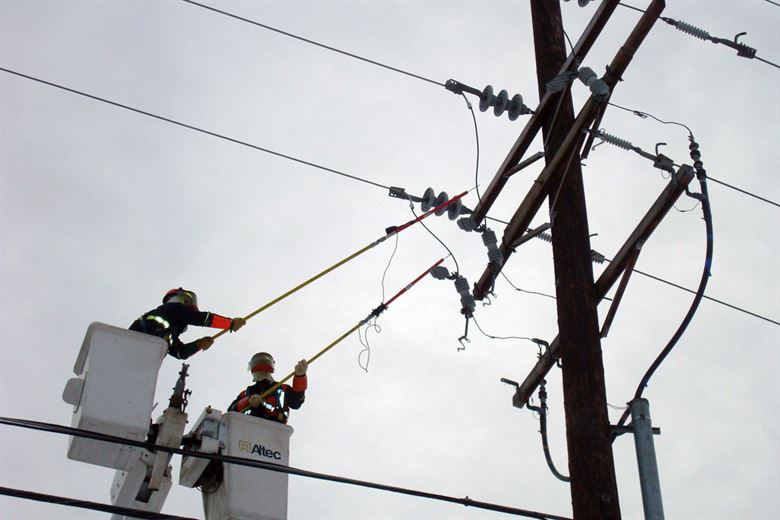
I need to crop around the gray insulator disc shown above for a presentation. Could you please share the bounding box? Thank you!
[494,89,509,116]
[421,187,436,212]
[479,85,494,113]
[434,192,449,216]
[447,199,462,220]
[508,94,524,121]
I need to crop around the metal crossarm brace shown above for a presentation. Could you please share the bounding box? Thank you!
[511,164,694,408]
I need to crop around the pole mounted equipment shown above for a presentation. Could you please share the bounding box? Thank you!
[445,79,533,121]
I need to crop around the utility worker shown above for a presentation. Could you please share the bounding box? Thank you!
[228,352,307,424]
[130,287,246,360]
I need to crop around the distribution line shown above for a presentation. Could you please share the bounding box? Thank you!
[627,265,779,327]
[606,101,779,208]
[0,416,571,520]
[1,66,772,327]
[259,257,445,398]
[0,67,390,191]
[0,486,198,520]
[617,2,779,69]
[211,192,466,341]
[181,0,445,88]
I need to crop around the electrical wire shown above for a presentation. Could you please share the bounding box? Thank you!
[0,486,198,520]
[527,385,570,484]
[616,161,714,432]
[607,101,779,208]
[3,67,773,326]
[617,2,780,69]
[0,416,572,520]
[471,315,536,344]
[460,92,483,207]
[0,67,391,191]
[380,233,400,302]
[181,0,445,88]
[499,272,556,300]
[764,0,780,7]
[410,205,460,275]
[625,264,779,327]
[357,318,380,372]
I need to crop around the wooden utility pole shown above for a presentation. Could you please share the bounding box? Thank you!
[529,1,621,518]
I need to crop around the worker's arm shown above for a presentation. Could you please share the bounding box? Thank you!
[167,303,245,331]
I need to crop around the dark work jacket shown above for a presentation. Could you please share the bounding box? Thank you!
[129,302,231,359]
[227,377,306,424]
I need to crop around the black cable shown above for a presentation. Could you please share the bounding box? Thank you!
[0,486,198,520]
[0,67,391,191]
[527,383,571,483]
[764,0,780,7]
[0,416,571,520]
[181,0,445,88]
[616,154,715,432]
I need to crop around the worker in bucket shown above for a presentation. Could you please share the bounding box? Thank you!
[228,352,307,424]
[130,287,246,360]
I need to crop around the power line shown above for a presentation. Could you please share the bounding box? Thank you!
[707,176,779,208]
[606,101,780,208]
[2,67,775,327]
[0,416,572,520]
[618,2,780,69]
[0,486,198,520]
[764,0,780,7]
[0,67,390,191]
[626,264,779,327]
[181,0,445,88]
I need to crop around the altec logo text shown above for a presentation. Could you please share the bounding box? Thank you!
[238,440,282,460]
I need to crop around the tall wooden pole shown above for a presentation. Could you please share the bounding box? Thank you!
[530,1,621,518]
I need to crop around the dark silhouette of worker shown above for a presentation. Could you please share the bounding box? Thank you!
[130,288,246,360]
[228,352,307,424]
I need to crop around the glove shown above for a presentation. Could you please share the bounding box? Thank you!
[248,394,263,408]
[230,317,246,332]
[196,337,214,351]
[294,359,308,376]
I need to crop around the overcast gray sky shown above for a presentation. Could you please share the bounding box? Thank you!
[1,1,778,519]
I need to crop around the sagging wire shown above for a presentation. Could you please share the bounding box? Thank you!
[208,190,467,342]
[261,258,447,399]
[526,380,570,483]
[460,92,483,207]
[607,101,694,138]
[357,317,381,373]
[608,101,779,208]
[614,136,714,438]
[499,272,556,301]
[380,233,400,302]
[471,314,537,345]
[410,204,460,276]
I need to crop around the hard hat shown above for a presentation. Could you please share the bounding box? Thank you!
[249,352,275,382]
[163,287,198,308]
